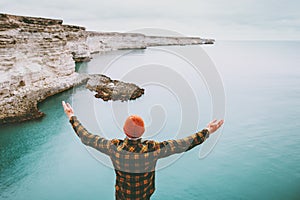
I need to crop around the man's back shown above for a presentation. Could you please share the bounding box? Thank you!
[111,138,158,200]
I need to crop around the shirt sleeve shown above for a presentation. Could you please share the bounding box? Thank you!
[157,129,210,159]
[69,116,111,155]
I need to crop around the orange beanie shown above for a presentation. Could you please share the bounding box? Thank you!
[123,115,145,138]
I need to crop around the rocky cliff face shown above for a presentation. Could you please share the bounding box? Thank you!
[0,13,214,124]
[0,14,88,124]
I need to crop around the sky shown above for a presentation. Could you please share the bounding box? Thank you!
[1,0,299,40]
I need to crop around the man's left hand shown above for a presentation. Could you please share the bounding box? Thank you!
[62,101,74,120]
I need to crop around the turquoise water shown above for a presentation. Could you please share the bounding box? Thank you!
[1,41,300,200]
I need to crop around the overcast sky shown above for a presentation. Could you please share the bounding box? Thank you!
[1,0,299,40]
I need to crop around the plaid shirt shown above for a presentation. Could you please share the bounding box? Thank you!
[70,116,209,200]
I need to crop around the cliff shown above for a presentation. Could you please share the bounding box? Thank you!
[0,13,214,124]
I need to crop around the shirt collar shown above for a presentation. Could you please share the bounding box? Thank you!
[124,137,142,144]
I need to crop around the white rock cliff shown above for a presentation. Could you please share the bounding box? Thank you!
[0,13,214,124]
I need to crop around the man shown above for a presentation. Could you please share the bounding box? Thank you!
[62,101,224,200]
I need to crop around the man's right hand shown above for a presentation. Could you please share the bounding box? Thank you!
[206,119,224,134]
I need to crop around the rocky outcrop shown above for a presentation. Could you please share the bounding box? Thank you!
[86,74,144,102]
[0,13,214,124]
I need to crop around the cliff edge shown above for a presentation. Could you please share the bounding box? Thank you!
[0,13,214,124]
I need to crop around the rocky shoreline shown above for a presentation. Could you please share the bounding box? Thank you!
[0,13,214,124]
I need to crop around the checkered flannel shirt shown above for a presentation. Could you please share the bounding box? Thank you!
[69,116,209,200]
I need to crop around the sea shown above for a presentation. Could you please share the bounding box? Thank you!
[1,41,300,200]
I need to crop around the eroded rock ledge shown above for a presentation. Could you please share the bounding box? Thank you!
[0,13,214,124]
[86,74,144,102]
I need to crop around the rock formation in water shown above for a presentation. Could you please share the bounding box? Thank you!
[0,13,214,124]
[86,74,144,102]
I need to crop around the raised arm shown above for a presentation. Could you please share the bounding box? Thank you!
[157,119,224,158]
[62,101,111,155]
